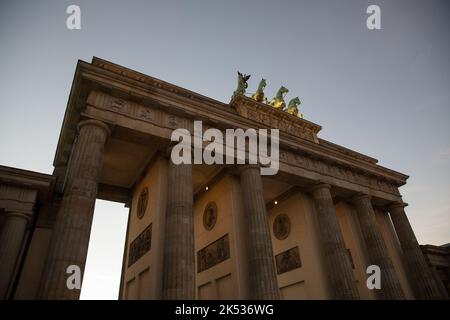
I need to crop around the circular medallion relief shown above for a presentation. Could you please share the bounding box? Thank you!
[273,214,290,240]
[203,202,218,231]
[137,187,148,219]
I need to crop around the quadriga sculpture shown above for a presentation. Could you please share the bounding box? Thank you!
[286,97,302,117]
[231,71,251,100]
[269,86,289,110]
[251,78,267,103]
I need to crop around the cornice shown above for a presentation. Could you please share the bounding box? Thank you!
[91,57,230,111]
[0,165,55,203]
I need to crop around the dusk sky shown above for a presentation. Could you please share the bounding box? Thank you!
[0,0,448,299]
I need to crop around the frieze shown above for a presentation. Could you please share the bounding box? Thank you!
[281,149,400,196]
[197,234,230,273]
[275,246,302,274]
[111,98,126,111]
[139,108,154,121]
[165,114,180,129]
[0,185,38,214]
[87,91,191,131]
[88,91,401,197]
[128,224,152,267]
[319,139,378,164]
[0,185,37,203]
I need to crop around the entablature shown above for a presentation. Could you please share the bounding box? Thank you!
[53,57,408,204]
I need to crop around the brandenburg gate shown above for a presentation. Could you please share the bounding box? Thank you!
[0,57,443,300]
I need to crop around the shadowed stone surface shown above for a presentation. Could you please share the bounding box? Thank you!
[38,119,110,299]
[311,183,359,299]
[240,165,280,300]
[389,203,442,299]
[0,212,31,299]
[162,161,195,299]
[352,194,405,299]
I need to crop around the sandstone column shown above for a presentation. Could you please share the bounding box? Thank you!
[0,212,31,299]
[162,159,195,299]
[239,165,279,300]
[352,194,404,299]
[311,183,359,299]
[38,119,110,299]
[388,203,442,299]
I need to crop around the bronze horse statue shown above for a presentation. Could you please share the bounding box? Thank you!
[269,86,289,109]
[251,78,267,103]
[286,97,302,117]
[231,71,251,100]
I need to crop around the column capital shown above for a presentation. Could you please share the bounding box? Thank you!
[237,164,260,172]
[77,119,111,137]
[388,202,408,211]
[164,141,196,163]
[309,182,331,193]
[350,193,372,204]
[4,211,32,221]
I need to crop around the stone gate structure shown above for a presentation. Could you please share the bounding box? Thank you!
[0,57,444,299]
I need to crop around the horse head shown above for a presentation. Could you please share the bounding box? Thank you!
[289,97,301,107]
[259,78,267,90]
[277,86,289,98]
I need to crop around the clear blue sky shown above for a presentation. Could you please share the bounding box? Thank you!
[0,0,449,299]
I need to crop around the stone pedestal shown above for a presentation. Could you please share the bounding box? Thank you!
[239,165,279,300]
[0,212,31,299]
[311,183,359,299]
[162,160,195,299]
[38,119,110,299]
[352,194,404,299]
[388,203,442,299]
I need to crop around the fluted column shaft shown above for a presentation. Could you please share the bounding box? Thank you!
[38,119,110,299]
[352,194,404,299]
[0,212,30,299]
[388,204,442,299]
[311,183,359,299]
[239,166,279,300]
[162,161,195,299]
